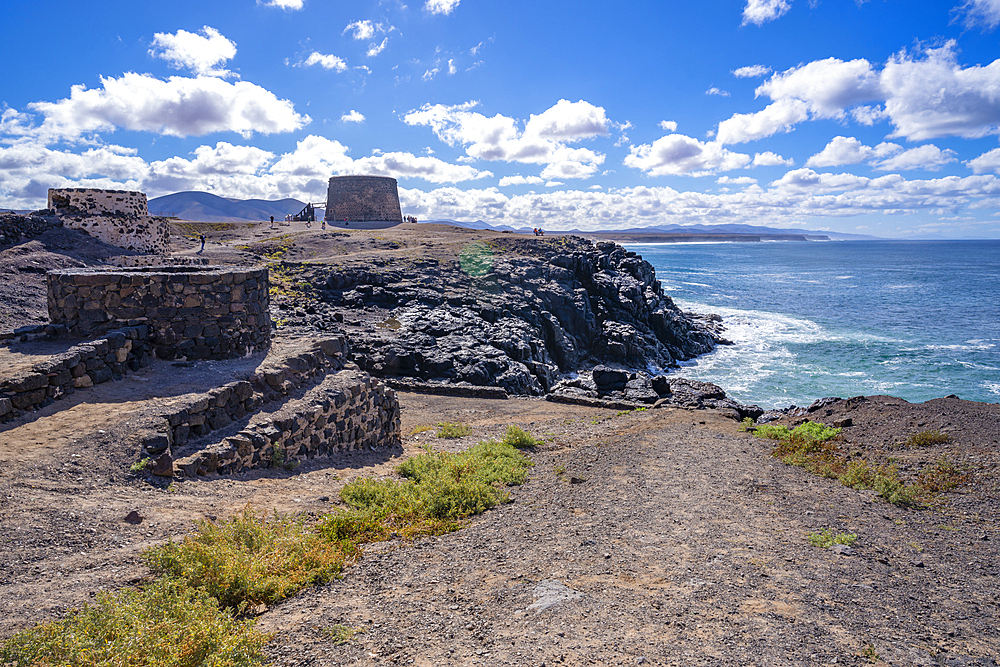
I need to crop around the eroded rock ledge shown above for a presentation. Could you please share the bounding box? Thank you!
[275,236,729,397]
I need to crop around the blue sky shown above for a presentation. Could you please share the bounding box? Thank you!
[3,0,1000,238]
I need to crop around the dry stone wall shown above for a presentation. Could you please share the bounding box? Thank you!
[0,324,151,422]
[47,266,270,360]
[325,176,402,222]
[0,213,60,247]
[47,188,169,254]
[172,369,400,477]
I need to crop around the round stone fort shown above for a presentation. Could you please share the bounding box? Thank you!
[325,175,402,223]
[47,266,270,361]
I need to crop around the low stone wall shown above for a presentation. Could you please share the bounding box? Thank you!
[106,255,210,268]
[0,325,151,421]
[47,266,270,360]
[0,213,60,247]
[173,369,400,477]
[151,337,350,452]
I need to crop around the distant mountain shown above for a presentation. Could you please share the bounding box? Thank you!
[419,219,879,241]
[149,191,306,222]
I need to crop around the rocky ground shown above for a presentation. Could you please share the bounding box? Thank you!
[0,220,997,666]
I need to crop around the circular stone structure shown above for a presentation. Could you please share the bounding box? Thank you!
[47,266,270,361]
[325,175,403,223]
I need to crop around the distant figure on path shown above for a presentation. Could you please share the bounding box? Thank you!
[270,215,275,228]
[198,233,206,253]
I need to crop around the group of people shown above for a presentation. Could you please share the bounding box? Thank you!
[533,227,545,236]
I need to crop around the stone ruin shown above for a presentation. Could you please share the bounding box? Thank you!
[47,265,270,361]
[47,188,169,254]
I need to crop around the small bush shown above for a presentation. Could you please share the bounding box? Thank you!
[903,430,951,448]
[323,624,364,646]
[502,424,543,449]
[409,424,434,436]
[915,456,969,494]
[807,528,857,548]
[436,422,472,438]
[143,505,355,610]
[130,457,151,473]
[0,578,269,667]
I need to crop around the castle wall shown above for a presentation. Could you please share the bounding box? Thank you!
[47,188,169,254]
[325,176,403,222]
[47,266,270,360]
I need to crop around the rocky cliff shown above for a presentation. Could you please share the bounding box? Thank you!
[276,236,728,396]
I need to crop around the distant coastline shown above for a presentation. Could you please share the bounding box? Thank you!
[592,232,830,243]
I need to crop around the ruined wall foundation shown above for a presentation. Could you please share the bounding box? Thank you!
[48,188,169,254]
[47,266,270,360]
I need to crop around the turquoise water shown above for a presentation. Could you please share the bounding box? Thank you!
[625,240,1000,409]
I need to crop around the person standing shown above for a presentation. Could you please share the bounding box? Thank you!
[270,215,275,228]
[198,233,206,253]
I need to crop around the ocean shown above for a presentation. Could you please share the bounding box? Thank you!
[623,240,1000,410]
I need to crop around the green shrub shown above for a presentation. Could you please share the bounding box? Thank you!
[436,421,472,438]
[0,578,269,667]
[915,456,969,494]
[502,424,543,449]
[807,528,857,548]
[143,505,355,610]
[903,430,951,448]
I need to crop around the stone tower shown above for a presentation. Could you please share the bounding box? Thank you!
[325,176,403,223]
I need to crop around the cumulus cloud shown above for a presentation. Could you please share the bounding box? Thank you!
[717,176,758,186]
[742,0,792,26]
[149,26,236,78]
[343,20,377,40]
[955,0,1000,30]
[807,136,884,167]
[499,175,545,186]
[624,133,751,176]
[706,87,731,97]
[881,41,1000,141]
[298,52,348,72]
[341,110,365,123]
[260,0,304,9]
[659,120,678,132]
[27,72,309,141]
[752,151,793,166]
[716,98,809,144]
[404,99,610,178]
[967,147,1000,173]
[733,65,772,78]
[871,144,958,171]
[756,57,882,118]
[425,0,461,15]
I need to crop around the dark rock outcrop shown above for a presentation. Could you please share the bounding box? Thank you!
[280,236,727,396]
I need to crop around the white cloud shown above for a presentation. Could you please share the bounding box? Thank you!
[715,98,809,144]
[545,181,564,187]
[341,110,365,123]
[752,151,793,166]
[717,176,758,186]
[541,160,600,180]
[421,68,439,81]
[706,87,730,97]
[26,72,309,141]
[404,99,609,178]
[448,59,457,75]
[425,0,461,15]
[871,144,958,171]
[850,105,888,125]
[757,57,881,118]
[260,0,304,9]
[299,52,348,72]
[367,38,389,58]
[967,147,1000,173]
[624,133,751,176]
[149,26,236,78]
[343,20,377,40]
[733,65,772,78]
[806,136,881,167]
[881,41,1000,141]
[742,0,792,26]
[659,120,678,132]
[955,0,1000,30]
[499,175,544,186]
